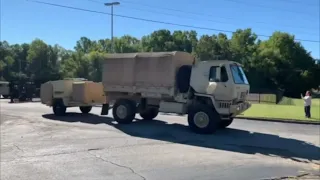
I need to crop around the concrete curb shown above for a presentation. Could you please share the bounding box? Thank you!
[236,116,320,125]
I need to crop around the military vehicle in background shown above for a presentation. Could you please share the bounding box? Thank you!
[0,81,10,99]
[8,81,36,102]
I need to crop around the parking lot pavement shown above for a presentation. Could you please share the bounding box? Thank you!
[1,100,319,180]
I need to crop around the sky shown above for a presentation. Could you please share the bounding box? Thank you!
[1,0,319,58]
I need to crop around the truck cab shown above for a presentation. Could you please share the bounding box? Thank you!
[190,60,250,114]
[184,60,251,133]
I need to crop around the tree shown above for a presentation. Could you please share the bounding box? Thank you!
[2,28,318,97]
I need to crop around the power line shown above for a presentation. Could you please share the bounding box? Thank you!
[222,0,318,16]
[275,0,319,6]
[87,0,319,35]
[27,0,320,43]
[89,0,319,30]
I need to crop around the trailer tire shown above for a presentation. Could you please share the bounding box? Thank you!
[139,108,159,120]
[52,99,66,116]
[176,65,192,93]
[112,99,136,124]
[187,104,220,134]
[219,118,233,129]
[80,106,92,114]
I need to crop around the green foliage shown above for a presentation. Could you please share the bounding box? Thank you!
[0,28,319,96]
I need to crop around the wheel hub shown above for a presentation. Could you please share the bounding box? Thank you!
[116,105,127,119]
[193,112,210,128]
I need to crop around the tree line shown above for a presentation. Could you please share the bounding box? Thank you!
[0,28,319,97]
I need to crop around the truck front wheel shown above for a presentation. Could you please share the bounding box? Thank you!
[80,106,92,114]
[52,100,66,116]
[112,99,136,124]
[219,118,233,129]
[139,108,159,120]
[188,105,220,134]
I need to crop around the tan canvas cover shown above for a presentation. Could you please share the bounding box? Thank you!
[102,51,195,92]
[72,81,106,104]
[40,81,53,105]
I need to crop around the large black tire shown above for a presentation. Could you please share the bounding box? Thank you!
[176,65,192,93]
[80,106,92,114]
[187,104,221,134]
[139,108,159,120]
[52,100,67,116]
[219,118,234,129]
[112,99,136,124]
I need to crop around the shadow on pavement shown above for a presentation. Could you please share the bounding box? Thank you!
[42,113,320,163]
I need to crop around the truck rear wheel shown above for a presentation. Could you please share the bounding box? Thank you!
[112,99,136,124]
[219,118,233,129]
[139,108,159,120]
[187,105,220,134]
[52,100,66,116]
[80,106,92,114]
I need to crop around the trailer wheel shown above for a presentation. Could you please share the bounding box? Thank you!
[80,106,92,114]
[52,100,66,116]
[112,99,136,124]
[219,118,233,129]
[187,104,220,134]
[139,108,159,120]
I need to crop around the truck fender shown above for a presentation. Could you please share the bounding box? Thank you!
[193,93,218,110]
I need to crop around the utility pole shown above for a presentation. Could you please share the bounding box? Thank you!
[104,2,120,53]
[19,59,21,80]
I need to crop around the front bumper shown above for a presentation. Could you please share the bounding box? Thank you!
[231,101,251,116]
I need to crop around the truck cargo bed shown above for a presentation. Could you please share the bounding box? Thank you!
[102,51,195,98]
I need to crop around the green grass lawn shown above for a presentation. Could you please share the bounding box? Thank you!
[238,103,320,121]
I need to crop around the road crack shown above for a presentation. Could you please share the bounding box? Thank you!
[87,151,146,180]
[13,144,24,152]
[260,172,320,180]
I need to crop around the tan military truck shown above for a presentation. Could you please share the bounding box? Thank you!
[100,51,251,134]
[40,78,106,116]
[0,81,10,98]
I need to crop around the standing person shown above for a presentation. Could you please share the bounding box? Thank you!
[301,91,312,118]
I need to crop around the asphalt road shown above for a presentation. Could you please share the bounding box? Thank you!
[1,99,319,180]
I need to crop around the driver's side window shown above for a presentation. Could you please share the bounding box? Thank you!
[209,66,229,82]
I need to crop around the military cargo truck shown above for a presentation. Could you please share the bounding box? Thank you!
[100,51,251,134]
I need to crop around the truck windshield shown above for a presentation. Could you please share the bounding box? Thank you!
[230,64,249,84]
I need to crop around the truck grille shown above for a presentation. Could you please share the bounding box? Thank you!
[219,102,231,108]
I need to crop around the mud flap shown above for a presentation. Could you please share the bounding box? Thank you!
[101,103,110,115]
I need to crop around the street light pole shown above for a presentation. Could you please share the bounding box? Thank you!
[104,2,120,53]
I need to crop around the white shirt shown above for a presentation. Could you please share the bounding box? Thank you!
[303,96,312,106]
